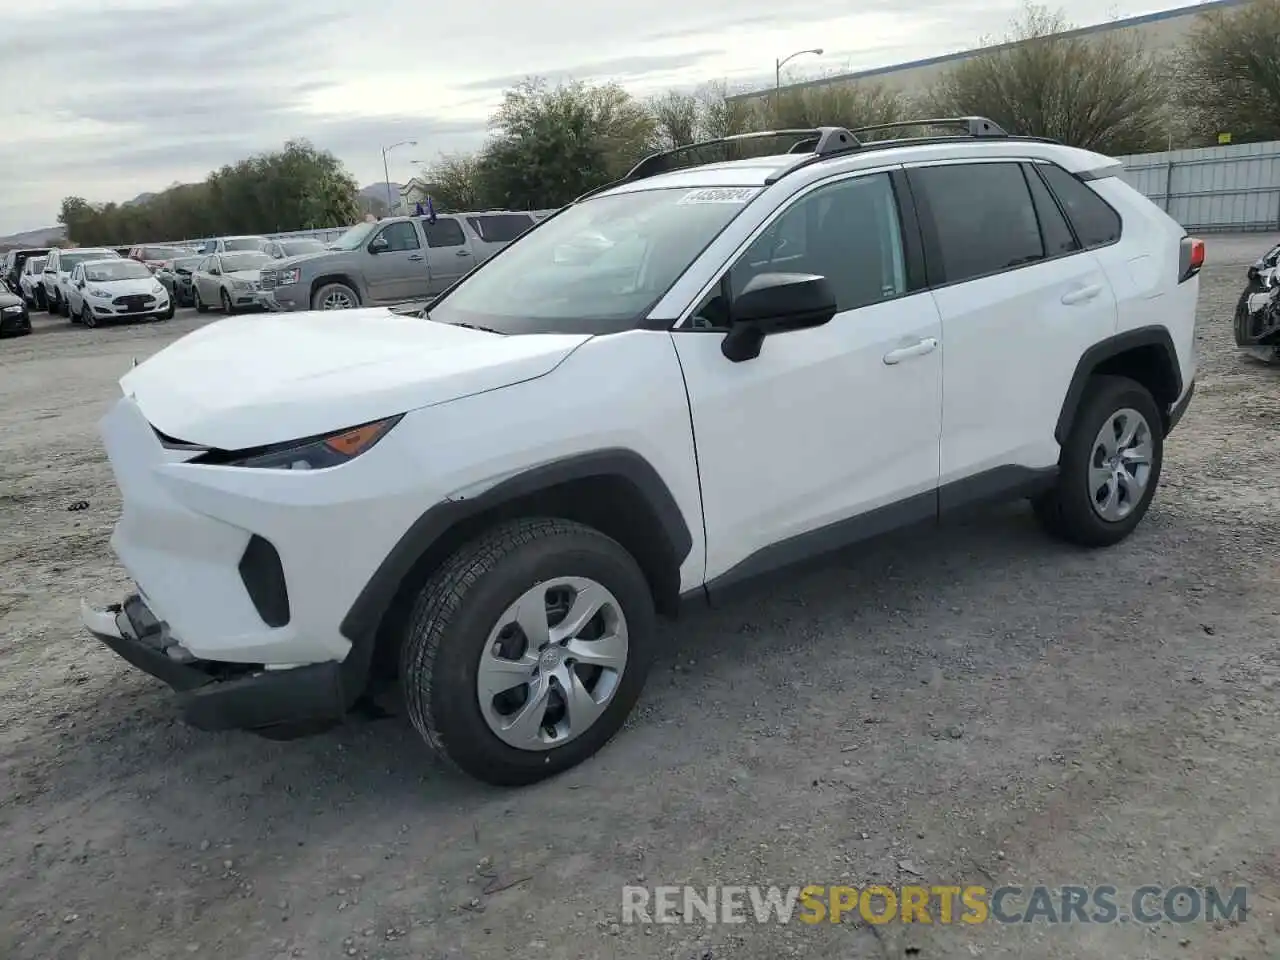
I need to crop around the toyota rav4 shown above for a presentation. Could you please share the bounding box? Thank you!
[81,118,1201,786]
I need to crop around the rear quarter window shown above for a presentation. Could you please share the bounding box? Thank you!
[466,214,535,243]
[1038,163,1122,249]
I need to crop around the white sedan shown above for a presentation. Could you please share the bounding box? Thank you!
[66,258,174,327]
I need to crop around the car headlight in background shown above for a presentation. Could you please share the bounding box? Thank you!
[89,288,111,298]
[276,268,301,285]
[190,415,402,470]
[151,281,165,295]
[1,304,22,315]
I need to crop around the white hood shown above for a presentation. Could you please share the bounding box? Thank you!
[120,308,590,449]
[89,277,164,296]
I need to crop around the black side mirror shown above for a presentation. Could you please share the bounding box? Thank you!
[721,273,838,363]
[368,236,389,254]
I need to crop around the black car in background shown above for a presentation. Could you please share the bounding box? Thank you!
[3,247,51,295]
[155,256,203,307]
[0,287,31,337]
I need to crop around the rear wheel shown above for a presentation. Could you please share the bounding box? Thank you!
[1033,375,1163,547]
[400,518,656,786]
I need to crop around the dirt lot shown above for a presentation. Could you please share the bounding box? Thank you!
[2,239,1279,960]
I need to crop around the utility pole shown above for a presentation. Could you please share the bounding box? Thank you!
[379,140,417,214]
[775,48,824,104]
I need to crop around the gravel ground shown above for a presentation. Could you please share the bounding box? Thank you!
[2,237,1279,960]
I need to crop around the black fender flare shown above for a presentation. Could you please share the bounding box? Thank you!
[1054,325,1182,445]
[336,448,694,699]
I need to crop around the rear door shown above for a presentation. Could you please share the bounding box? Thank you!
[906,159,1119,490]
[422,217,474,294]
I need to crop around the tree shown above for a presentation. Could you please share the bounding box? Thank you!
[478,78,658,208]
[926,3,1170,154]
[426,152,486,211]
[1177,0,1280,145]
[648,90,702,148]
[767,82,906,136]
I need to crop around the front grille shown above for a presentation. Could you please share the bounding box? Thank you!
[113,294,155,310]
[260,272,277,289]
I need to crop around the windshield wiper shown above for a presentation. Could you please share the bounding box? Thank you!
[445,319,504,335]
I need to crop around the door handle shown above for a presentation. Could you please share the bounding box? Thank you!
[456,250,472,257]
[883,337,938,365]
[407,254,424,261]
[1061,283,1103,305]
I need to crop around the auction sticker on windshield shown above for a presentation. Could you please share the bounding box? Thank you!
[677,187,760,205]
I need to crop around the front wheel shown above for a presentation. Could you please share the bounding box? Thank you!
[80,303,96,328]
[311,282,359,310]
[400,518,656,787]
[193,287,208,313]
[1033,375,1164,547]
[220,289,236,315]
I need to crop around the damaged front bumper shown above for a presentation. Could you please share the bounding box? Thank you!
[81,592,348,738]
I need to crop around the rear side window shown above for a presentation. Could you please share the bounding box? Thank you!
[467,214,534,243]
[1037,164,1122,248]
[423,218,466,247]
[1022,163,1077,257]
[911,162,1045,284]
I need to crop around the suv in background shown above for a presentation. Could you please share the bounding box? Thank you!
[81,118,1199,787]
[196,236,268,255]
[263,237,329,259]
[18,256,48,308]
[42,247,122,315]
[3,247,51,294]
[257,211,531,312]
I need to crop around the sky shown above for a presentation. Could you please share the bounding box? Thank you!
[0,0,1182,235]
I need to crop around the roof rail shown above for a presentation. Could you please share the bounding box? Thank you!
[849,116,1008,139]
[623,127,860,182]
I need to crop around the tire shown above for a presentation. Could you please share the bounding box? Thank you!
[220,289,235,315]
[1033,374,1164,548]
[80,303,96,328]
[49,290,61,316]
[162,301,175,320]
[193,287,208,313]
[1234,282,1260,346]
[400,517,656,787]
[311,282,359,311]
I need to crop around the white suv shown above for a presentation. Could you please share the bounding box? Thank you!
[82,118,1201,786]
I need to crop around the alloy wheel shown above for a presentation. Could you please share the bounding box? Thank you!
[476,576,629,751]
[1088,407,1153,522]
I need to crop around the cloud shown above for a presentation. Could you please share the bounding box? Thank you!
[0,0,1169,234]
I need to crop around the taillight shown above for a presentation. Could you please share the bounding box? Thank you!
[1179,236,1205,283]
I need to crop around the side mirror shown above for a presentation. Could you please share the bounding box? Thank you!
[368,236,389,254]
[720,273,838,363]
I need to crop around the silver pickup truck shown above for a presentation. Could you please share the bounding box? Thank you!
[257,210,546,312]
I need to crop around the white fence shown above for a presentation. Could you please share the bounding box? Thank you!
[1117,139,1280,234]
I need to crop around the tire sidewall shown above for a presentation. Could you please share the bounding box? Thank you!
[1059,377,1164,542]
[312,283,357,311]
[412,530,656,783]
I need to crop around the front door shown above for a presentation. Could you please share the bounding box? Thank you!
[363,221,428,303]
[672,169,945,585]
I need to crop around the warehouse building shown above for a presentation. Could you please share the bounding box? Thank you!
[730,0,1253,105]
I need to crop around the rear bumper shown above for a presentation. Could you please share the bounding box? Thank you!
[82,593,347,733]
[1167,380,1195,435]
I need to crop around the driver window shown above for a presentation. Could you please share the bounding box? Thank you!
[376,221,422,252]
[688,172,908,330]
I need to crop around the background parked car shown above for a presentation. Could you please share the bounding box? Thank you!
[196,236,269,255]
[0,286,31,337]
[263,237,328,259]
[127,244,194,272]
[257,211,527,312]
[112,247,132,258]
[18,256,47,308]
[66,258,173,327]
[190,250,271,314]
[154,256,204,307]
[3,247,51,295]
[41,247,122,316]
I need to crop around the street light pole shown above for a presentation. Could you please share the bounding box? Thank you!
[774,47,825,101]
[379,139,417,213]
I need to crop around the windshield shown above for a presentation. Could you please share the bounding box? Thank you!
[328,222,377,251]
[280,239,326,255]
[220,252,270,271]
[223,237,266,252]
[173,257,202,271]
[61,250,120,271]
[428,187,758,335]
[85,260,152,282]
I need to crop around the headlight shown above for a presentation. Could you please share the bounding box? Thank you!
[230,278,251,289]
[1,304,22,315]
[151,282,165,294]
[278,268,301,285]
[190,415,402,470]
[89,288,111,298]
